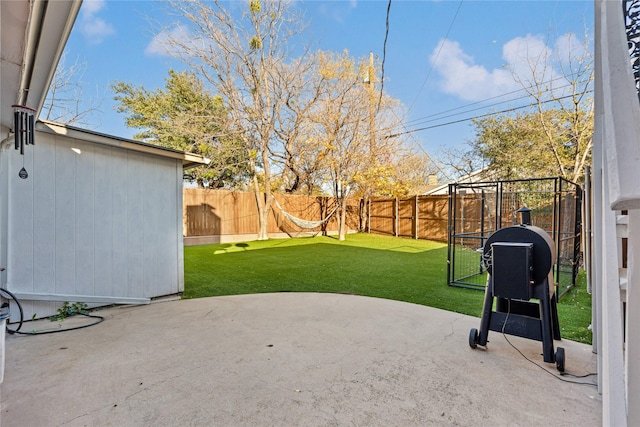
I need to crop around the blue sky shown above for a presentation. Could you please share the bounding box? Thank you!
[59,0,593,165]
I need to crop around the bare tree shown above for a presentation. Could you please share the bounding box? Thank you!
[479,32,594,183]
[269,52,330,195]
[159,0,306,240]
[41,52,101,127]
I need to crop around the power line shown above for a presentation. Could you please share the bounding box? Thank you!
[406,79,592,127]
[384,90,593,139]
[405,77,565,125]
[387,108,453,181]
[406,92,533,127]
[404,75,592,127]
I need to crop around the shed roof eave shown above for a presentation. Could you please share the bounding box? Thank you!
[36,120,207,168]
[0,0,82,135]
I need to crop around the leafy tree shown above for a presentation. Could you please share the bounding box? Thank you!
[347,53,441,227]
[471,106,592,183]
[302,51,440,237]
[270,50,431,199]
[307,52,366,239]
[112,70,250,188]
[468,32,593,183]
[310,51,401,240]
[472,111,559,180]
[375,150,442,196]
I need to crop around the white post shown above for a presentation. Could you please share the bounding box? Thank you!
[626,210,640,425]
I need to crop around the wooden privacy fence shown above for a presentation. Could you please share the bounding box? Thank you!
[183,189,360,243]
[367,195,449,242]
[183,189,450,244]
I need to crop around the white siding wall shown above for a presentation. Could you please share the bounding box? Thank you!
[594,1,640,424]
[4,130,184,320]
[0,143,9,289]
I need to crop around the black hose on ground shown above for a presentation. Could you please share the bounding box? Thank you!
[0,288,104,335]
[0,287,23,334]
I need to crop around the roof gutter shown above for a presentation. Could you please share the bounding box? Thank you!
[17,0,48,108]
[18,0,82,114]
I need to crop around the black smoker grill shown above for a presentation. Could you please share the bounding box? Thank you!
[468,207,565,372]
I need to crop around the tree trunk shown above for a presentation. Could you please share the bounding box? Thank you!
[258,136,273,241]
[253,189,272,241]
[338,197,348,241]
[359,190,371,232]
[250,156,270,241]
[252,186,268,241]
[258,195,272,239]
[257,193,271,241]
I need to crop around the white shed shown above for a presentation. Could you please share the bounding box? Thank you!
[0,0,206,321]
[0,121,205,319]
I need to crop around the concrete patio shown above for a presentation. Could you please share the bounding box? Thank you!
[0,293,600,426]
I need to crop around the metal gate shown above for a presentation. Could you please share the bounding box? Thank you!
[447,177,582,298]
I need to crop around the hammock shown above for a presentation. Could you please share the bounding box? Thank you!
[272,197,338,229]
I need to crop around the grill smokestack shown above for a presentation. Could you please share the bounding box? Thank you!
[517,206,532,226]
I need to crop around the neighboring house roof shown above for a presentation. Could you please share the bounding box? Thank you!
[0,0,81,136]
[37,120,207,169]
[423,167,496,195]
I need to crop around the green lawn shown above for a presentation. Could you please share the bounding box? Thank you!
[184,233,592,344]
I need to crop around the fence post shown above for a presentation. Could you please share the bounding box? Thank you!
[414,195,419,239]
[394,197,399,237]
[367,199,371,233]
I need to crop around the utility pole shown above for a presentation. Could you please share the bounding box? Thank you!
[362,51,376,233]
[368,51,376,156]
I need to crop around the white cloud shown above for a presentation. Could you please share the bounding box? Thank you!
[81,0,106,16]
[429,39,517,101]
[554,33,590,66]
[147,27,183,57]
[502,34,559,88]
[82,18,115,43]
[430,33,584,102]
[79,0,115,45]
[316,1,357,25]
[145,26,196,57]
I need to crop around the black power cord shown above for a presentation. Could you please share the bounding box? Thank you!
[501,299,597,388]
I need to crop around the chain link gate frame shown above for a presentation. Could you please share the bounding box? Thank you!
[446,177,582,299]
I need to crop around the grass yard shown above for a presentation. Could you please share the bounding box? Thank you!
[184,233,592,344]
